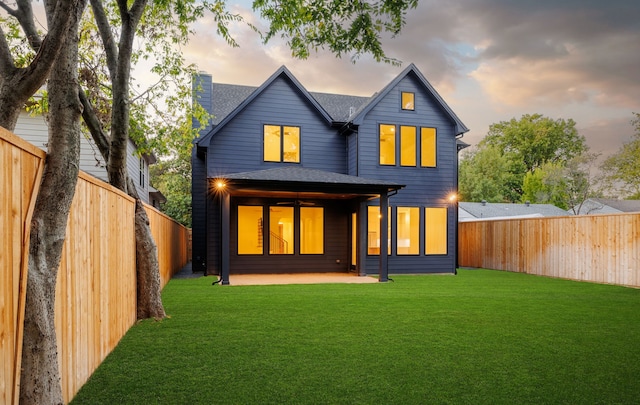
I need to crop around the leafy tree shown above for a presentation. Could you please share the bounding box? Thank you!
[2,0,419,400]
[2,1,87,404]
[601,113,640,199]
[482,113,588,173]
[459,145,524,202]
[462,114,590,203]
[521,162,569,209]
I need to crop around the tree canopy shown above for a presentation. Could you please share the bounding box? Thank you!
[460,113,592,206]
[601,113,640,199]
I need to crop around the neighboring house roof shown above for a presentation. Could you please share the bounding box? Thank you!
[223,166,404,195]
[459,202,569,221]
[572,198,640,215]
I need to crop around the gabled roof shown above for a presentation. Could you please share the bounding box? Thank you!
[196,66,333,146]
[350,63,469,135]
[459,202,569,221]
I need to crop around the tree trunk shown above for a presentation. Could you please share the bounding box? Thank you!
[19,3,84,403]
[128,178,166,319]
[134,199,166,318]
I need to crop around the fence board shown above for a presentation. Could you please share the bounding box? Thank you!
[459,213,640,288]
[2,128,191,404]
[144,204,190,287]
[0,127,46,405]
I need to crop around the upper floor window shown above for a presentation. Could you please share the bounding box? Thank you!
[421,127,437,167]
[264,125,300,163]
[401,92,415,110]
[380,124,436,168]
[379,124,396,165]
[400,126,416,166]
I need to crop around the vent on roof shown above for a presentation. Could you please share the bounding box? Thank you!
[349,106,355,117]
[481,200,486,206]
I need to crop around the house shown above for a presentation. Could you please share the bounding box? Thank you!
[571,198,640,215]
[459,201,570,221]
[13,108,164,207]
[192,64,468,283]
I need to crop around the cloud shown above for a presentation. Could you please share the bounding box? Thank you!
[181,0,639,158]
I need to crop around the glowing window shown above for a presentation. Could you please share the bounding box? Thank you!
[425,207,447,255]
[300,207,324,254]
[283,126,300,163]
[379,124,396,165]
[400,126,417,166]
[264,125,300,163]
[367,206,391,255]
[269,207,294,254]
[421,127,437,167]
[401,92,415,110]
[238,206,263,255]
[397,207,419,255]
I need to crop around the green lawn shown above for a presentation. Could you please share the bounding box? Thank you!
[71,270,640,404]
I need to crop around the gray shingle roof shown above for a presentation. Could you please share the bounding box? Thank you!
[211,83,257,125]
[211,83,372,124]
[224,166,403,188]
[574,198,640,215]
[459,202,569,220]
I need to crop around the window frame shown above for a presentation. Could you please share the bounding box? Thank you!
[420,127,437,167]
[379,123,396,166]
[237,205,265,255]
[396,207,420,255]
[425,207,448,255]
[367,205,391,256]
[299,206,325,255]
[401,92,415,111]
[400,125,417,167]
[263,124,301,163]
[268,206,294,255]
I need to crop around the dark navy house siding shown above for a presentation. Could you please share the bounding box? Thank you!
[206,77,346,176]
[353,72,459,274]
[192,64,468,277]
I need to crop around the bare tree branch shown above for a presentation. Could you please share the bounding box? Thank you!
[89,0,118,82]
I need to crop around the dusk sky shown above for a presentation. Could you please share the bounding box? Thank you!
[181,0,640,160]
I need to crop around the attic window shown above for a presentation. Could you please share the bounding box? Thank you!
[401,92,415,111]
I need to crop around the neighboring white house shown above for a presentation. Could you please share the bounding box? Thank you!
[571,198,640,215]
[459,201,570,221]
[13,109,165,207]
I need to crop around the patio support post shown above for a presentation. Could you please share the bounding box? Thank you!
[221,192,230,285]
[379,191,389,282]
[358,200,368,277]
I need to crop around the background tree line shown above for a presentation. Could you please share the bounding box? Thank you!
[458,112,640,211]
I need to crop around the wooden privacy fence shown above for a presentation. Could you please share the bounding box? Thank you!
[459,213,640,288]
[1,128,45,405]
[1,128,190,404]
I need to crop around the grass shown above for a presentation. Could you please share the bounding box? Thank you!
[70,270,640,404]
